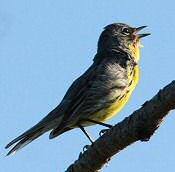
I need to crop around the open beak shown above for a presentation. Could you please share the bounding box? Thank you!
[133,26,150,38]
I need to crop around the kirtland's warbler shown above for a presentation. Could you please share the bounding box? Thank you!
[5,23,150,156]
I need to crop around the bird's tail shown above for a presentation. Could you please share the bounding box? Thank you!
[5,108,63,156]
[5,125,50,156]
[5,121,54,156]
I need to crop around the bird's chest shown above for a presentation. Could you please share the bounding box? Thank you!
[96,63,140,122]
[105,61,139,93]
[126,63,139,92]
[111,63,140,101]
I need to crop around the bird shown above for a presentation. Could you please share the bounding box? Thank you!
[5,23,150,156]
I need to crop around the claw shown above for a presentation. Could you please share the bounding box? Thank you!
[99,129,110,136]
[105,157,111,166]
[83,144,91,152]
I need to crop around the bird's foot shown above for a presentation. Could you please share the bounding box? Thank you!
[105,157,111,165]
[83,144,91,152]
[99,124,113,136]
[99,129,110,136]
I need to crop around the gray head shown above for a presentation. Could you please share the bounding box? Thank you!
[97,23,150,55]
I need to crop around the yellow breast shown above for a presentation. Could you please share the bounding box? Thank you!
[99,65,139,122]
[84,42,141,125]
[101,40,141,122]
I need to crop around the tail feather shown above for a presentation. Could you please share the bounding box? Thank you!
[6,128,45,156]
[5,124,44,149]
[49,127,72,139]
[5,108,64,155]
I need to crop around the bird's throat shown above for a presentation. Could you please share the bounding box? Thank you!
[129,41,141,63]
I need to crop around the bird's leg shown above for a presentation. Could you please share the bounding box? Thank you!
[79,125,94,143]
[83,118,113,128]
[83,118,113,136]
[78,125,94,151]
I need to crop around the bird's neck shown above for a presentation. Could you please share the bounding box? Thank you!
[93,49,133,67]
[128,43,140,64]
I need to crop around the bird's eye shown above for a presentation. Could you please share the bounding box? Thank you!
[122,27,130,35]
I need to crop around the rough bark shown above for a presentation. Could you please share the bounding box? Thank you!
[65,80,175,172]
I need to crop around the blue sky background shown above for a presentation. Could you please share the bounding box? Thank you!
[1,1,175,171]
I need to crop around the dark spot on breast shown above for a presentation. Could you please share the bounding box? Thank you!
[126,90,130,93]
[128,80,133,86]
[109,96,120,103]
[119,94,126,100]
[111,85,126,90]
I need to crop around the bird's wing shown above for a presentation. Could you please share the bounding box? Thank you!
[58,63,99,124]
[57,54,127,127]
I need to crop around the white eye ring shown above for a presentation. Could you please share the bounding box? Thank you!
[122,27,130,35]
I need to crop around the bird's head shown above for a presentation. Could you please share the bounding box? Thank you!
[97,23,150,63]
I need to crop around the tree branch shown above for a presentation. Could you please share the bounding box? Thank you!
[65,80,175,172]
